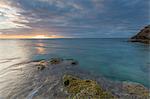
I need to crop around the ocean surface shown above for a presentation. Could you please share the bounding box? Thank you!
[0,38,149,97]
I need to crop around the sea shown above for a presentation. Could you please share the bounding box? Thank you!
[0,38,149,97]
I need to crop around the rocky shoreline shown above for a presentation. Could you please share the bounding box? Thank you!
[31,58,150,98]
[6,58,150,99]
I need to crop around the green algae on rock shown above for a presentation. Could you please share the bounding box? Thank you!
[62,74,116,99]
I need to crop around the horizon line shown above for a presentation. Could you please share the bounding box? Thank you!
[0,37,129,40]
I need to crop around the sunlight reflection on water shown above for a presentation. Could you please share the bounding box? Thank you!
[35,42,46,54]
[0,40,31,97]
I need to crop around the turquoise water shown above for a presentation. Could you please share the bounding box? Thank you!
[0,38,149,87]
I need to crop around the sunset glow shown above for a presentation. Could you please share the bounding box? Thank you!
[0,34,64,39]
[32,35,52,39]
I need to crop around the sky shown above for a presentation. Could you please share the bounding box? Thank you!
[0,0,149,38]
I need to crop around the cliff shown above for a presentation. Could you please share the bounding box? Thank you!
[130,25,150,44]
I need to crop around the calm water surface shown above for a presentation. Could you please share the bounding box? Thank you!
[0,38,149,96]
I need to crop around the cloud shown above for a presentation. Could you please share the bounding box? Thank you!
[0,0,30,29]
[0,0,149,38]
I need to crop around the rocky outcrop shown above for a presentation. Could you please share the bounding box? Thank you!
[62,74,150,99]
[130,25,150,44]
[62,74,116,99]
[122,82,150,99]
[35,58,78,70]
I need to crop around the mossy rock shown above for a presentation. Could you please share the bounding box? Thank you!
[50,58,63,65]
[63,75,115,99]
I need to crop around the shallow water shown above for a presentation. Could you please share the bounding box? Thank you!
[0,38,149,97]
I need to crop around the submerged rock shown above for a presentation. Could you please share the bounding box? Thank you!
[130,25,150,44]
[65,59,79,66]
[62,74,116,99]
[37,64,46,70]
[35,60,48,70]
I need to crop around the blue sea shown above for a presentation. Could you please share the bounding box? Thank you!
[0,38,149,91]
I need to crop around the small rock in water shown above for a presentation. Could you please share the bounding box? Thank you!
[35,60,48,70]
[71,60,78,65]
[37,64,46,70]
[50,58,63,65]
